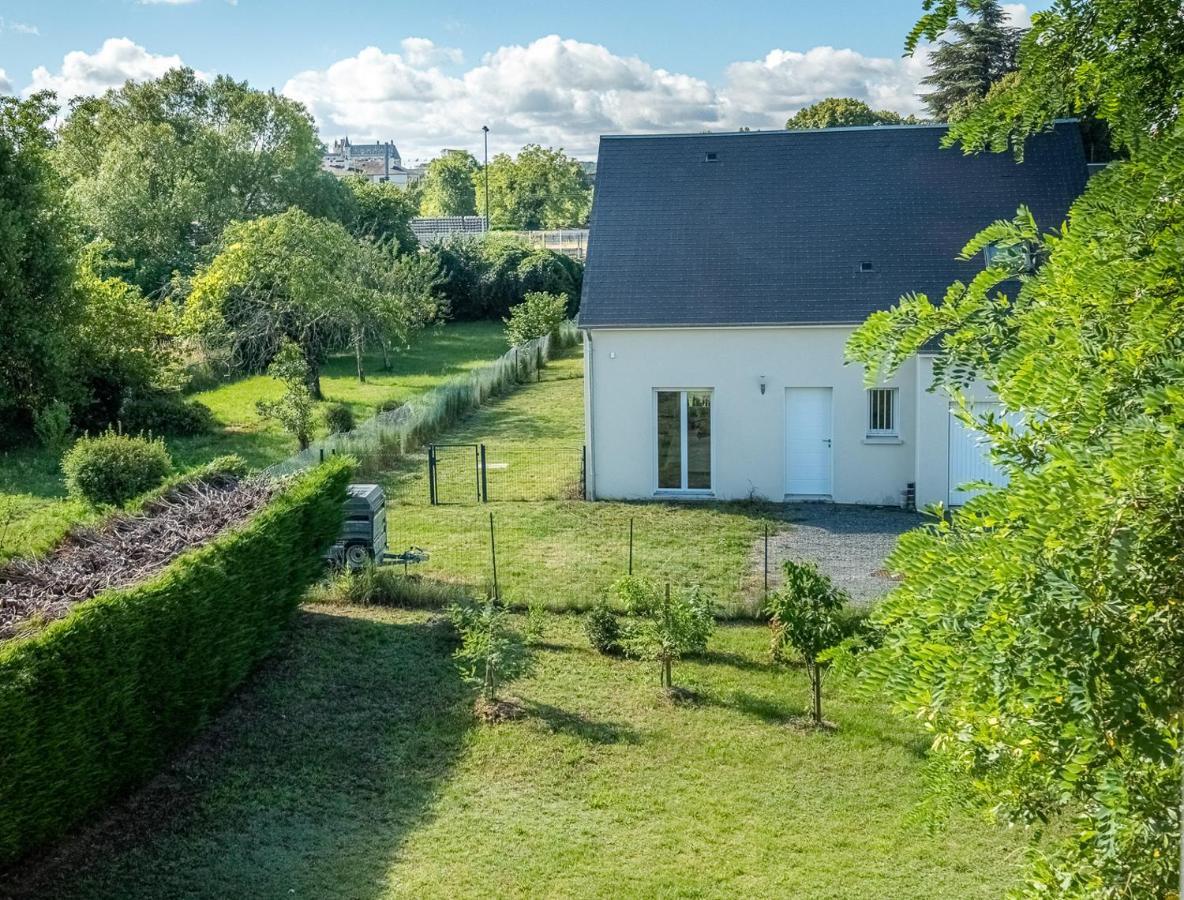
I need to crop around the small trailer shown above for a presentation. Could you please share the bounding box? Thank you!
[327,483,428,571]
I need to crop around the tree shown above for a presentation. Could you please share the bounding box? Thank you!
[0,93,78,430]
[847,149,1184,894]
[57,68,343,295]
[481,145,592,230]
[343,176,418,252]
[349,243,443,381]
[908,0,1184,156]
[184,208,364,399]
[71,244,178,429]
[504,291,568,347]
[255,341,315,450]
[617,577,713,690]
[786,98,915,129]
[448,597,533,709]
[765,561,847,727]
[920,0,1024,122]
[418,150,479,217]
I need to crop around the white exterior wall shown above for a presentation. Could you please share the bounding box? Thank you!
[912,355,1001,509]
[584,326,925,506]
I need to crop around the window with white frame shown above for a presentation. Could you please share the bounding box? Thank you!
[656,389,712,491]
[866,388,898,438]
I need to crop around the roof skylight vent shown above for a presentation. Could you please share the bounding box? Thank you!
[704,152,718,162]
[860,261,875,272]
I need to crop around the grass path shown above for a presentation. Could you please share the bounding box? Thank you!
[0,322,505,565]
[7,609,1026,898]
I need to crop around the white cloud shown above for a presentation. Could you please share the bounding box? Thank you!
[1002,3,1032,28]
[723,45,930,128]
[284,34,933,160]
[399,37,462,68]
[25,37,188,100]
[0,69,12,95]
[0,18,40,35]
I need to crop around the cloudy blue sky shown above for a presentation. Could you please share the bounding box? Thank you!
[0,0,1035,162]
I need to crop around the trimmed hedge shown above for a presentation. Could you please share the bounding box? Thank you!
[0,456,354,867]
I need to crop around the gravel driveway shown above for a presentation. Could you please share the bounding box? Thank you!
[764,504,923,604]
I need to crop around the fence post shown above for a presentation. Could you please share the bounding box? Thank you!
[763,522,769,603]
[319,448,324,464]
[474,444,481,503]
[428,445,437,506]
[480,443,489,503]
[581,445,587,500]
[628,517,634,576]
[489,511,500,602]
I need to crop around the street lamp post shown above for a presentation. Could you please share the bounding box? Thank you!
[482,125,490,232]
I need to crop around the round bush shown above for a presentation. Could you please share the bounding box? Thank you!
[585,602,622,655]
[119,392,214,436]
[62,431,173,506]
[322,402,355,434]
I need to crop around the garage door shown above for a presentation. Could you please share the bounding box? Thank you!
[947,402,1014,506]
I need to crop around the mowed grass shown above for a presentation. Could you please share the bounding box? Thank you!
[384,347,781,617]
[7,607,1025,899]
[0,321,506,564]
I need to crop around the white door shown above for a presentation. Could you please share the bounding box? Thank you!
[785,387,833,496]
[948,402,1015,505]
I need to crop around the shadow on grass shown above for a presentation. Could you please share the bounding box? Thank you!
[523,700,641,746]
[5,609,473,900]
[694,649,777,674]
[710,689,804,726]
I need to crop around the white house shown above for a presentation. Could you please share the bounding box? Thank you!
[579,123,1088,508]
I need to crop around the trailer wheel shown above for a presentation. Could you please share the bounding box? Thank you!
[345,543,371,569]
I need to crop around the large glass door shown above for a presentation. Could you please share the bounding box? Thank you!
[655,389,712,492]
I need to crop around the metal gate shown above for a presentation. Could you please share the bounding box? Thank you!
[427,444,482,505]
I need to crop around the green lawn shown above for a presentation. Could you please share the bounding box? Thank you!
[8,607,1025,898]
[0,321,506,564]
[384,347,780,617]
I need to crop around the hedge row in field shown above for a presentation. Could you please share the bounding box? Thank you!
[0,455,354,867]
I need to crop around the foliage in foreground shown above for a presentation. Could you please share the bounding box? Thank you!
[907,0,1183,156]
[62,431,173,507]
[765,560,847,727]
[0,456,353,866]
[616,577,714,689]
[585,601,623,655]
[448,597,533,704]
[846,125,1184,896]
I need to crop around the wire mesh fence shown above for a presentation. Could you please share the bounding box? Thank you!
[426,443,585,504]
[262,323,580,480]
[386,501,783,619]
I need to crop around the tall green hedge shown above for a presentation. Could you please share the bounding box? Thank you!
[0,456,353,866]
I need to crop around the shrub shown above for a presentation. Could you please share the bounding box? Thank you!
[62,430,173,507]
[0,456,353,865]
[322,402,355,434]
[447,597,532,704]
[524,597,547,645]
[309,566,471,609]
[255,341,315,450]
[617,577,714,690]
[765,560,847,728]
[585,602,622,655]
[118,392,213,436]
[504,291,568,347]
[376,398,404,414]
[32,401,74,457]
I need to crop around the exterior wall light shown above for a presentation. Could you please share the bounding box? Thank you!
[759,375,767,395]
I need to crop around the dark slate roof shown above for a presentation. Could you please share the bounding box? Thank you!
[579,122,1087,328]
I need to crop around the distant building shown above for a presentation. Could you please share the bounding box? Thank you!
[578,160,597,184]
[322,138,418,185]
[410,216,488,244]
